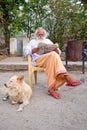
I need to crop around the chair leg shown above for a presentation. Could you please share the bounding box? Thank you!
[34,71,37,84]
[28,69,33,88]
[82,46,85,74]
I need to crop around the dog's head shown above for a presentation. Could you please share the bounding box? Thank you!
[4,75,24,88]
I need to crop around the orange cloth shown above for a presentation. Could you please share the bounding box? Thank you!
[36,51,68,90]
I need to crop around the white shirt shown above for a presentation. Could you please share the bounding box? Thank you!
[24,38,61,66]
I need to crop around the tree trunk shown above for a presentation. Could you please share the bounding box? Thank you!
[4,31,10,55]
[2,18,10,55]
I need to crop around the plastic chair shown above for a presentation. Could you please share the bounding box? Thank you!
[28,55,44,88]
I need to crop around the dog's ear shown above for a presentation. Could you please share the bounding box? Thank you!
[17,75,24,83]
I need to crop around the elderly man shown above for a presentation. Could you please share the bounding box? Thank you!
[24,27,82,99]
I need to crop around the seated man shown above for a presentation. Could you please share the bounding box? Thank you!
[24,27,82,99]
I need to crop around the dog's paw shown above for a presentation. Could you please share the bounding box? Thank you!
[11,101,17,105]
[17,107,23,112]
[2,97,8,101]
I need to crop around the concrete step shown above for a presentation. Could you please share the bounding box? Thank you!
[0,56,87,71]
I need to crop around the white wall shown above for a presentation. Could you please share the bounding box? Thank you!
[10,38,17,55]
[10,37,29,56]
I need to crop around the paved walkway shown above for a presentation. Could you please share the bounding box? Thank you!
[0,57,87,130]
[0,68,87,130]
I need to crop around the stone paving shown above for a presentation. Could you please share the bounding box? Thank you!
[0,56,87,130]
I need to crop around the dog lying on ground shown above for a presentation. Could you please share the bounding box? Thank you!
[1,75,32,112]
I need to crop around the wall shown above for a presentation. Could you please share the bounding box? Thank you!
[10,37,29,56]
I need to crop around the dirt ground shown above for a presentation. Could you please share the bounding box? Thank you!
[0,70,87,130]
[0,55,8,61]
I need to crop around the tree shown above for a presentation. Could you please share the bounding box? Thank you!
[0,0,50,51]
[0,0,87,53]
[0,0,24,53]
[45,0,87,49]
[22,0,50,38]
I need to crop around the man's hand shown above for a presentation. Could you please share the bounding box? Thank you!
[32,48,39,54]
[53,48,59,54]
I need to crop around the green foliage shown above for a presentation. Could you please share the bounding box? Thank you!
[45,0,87,50]
[0,0,25,49]
[0,0,87,51]
[81,0,87,4]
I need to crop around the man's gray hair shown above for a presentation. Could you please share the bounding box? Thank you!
[34,27,48,39]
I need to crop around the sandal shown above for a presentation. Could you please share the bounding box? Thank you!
[66,80,83,87]
[48,90,61,99]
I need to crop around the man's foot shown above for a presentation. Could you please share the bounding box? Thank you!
[48,90,61,99]
[66,80,83,87]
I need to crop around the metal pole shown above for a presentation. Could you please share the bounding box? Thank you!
[65,46,68,69]
[82,46,85,74]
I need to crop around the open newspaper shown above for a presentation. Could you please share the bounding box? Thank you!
[37,42,58,55]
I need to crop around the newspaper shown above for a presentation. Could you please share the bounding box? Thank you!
[37,42,58,55]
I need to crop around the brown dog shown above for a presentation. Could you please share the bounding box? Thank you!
[1,75,32,112]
